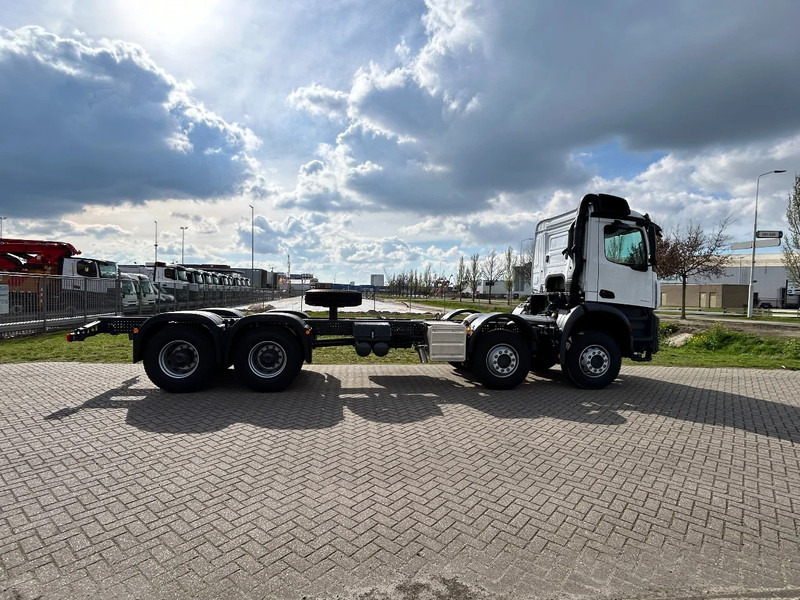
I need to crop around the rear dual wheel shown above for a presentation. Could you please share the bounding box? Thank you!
[234,328,303,392]
[143,327,215,393]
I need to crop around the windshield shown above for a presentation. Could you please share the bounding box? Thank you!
[98,261,118,278]
[176,268,188,282]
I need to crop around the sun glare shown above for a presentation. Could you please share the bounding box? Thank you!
[121,0,222,41]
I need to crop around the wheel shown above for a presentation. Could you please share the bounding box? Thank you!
[143,327,216,393]
[564,331,621,389]
[234,328,303,392]
[471,330,531,390]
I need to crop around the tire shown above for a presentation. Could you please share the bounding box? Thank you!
[564,331,621,389]
[234,328,303,392]
[471,330,531,390]
[143,327,216,393]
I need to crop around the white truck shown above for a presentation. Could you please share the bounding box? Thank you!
[69,193,661,393]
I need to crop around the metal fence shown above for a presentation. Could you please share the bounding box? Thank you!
[0,272,274,337]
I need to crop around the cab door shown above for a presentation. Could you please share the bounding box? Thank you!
[591,220,656,308]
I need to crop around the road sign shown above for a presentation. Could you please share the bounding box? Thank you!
[756,230,782,238]
[730,238,781,250]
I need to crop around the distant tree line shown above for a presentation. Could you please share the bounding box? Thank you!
[386,244,532,305]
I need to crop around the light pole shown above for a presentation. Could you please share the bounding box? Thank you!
[519,237,534,256]
[180,226,188,264]
[0,217,6,239]
[747,169,787,318]
[249,205,255,288]
[153,221,159,272]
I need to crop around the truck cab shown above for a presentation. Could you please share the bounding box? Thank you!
[516,193,661,386]
[146,262,190,302]
[119,273,141,312]
[528,194,659,310]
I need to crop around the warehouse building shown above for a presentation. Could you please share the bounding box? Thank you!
[659,253,798,310]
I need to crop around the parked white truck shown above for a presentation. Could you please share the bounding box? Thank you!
[69,193,661,393]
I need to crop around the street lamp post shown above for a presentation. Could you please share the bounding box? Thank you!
[747,169,787,318]
[249,205,255,288]
[153,221,159,292]
[0,217,6,239]
[180,226,188,264]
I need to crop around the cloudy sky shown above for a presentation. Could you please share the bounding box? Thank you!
[2,0,800,284]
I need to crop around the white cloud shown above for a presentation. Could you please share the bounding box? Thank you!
[1,1,800,284]
[0,26,258,216]
[288,83,349,121]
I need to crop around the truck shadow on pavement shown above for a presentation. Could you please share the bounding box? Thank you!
[45,368,800,443]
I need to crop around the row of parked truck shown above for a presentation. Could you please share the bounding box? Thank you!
[117,264,253,312]
[0,238,253,315]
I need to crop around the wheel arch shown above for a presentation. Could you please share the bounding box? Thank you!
[466,312,539,356]
[226,312,312,365]
[133,311,226,364]
[558,304,632,364]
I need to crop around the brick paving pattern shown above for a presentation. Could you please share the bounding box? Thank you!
[1,362,799,599]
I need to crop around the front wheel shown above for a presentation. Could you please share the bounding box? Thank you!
[143,327,216,393]
[234,328,303,392]
[564,331,621,389]
[471,330,531,390]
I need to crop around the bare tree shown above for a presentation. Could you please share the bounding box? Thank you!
[782,174,800,286]
[469,253,481,302]
[657,218,732,319]
[455,256,466,301]
[503,246,515,304]
[423,264,433,297]
[519,238,534,290]
[482,249,499,304]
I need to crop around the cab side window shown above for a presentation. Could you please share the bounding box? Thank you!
[604,224,646,268]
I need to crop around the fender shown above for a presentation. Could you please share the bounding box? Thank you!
[227,311,313,364]
[557,302,633,362]
[466,312,539,355]
[133,310,227,363]
[440,308,480,321]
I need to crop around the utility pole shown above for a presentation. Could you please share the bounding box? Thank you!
[180,226,188,264]
[747,169,787,317]
[249,205,255,288]
[153,220,159,280]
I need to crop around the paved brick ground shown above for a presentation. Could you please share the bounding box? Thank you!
[1,362,800,600]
